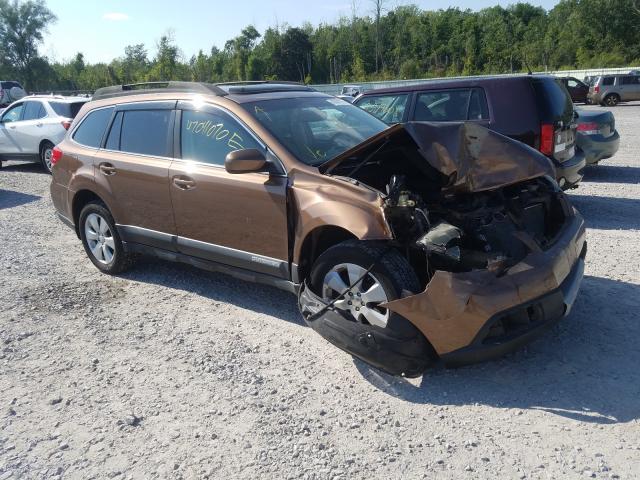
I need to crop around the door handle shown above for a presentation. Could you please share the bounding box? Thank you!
[173,177,196,190]
[36,122,43,127]
[99,163,116,176]
[8,125,15,129]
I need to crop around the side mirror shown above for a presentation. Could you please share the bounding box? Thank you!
[224,148,267,174]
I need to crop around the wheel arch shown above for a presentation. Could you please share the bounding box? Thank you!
[71,189,108,238]
[295,225,358,284]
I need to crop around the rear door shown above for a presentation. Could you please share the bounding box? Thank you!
[92,102,177,249]
[169,101,289,278]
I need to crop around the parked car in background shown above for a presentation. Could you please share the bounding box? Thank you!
[340,85,363,97]
[575,108,620,165]
[353,75,586,189]
[0,95,88,172]
[559,76,589,103]
[588,74,640,106]
[0,81,26,107]
[49,81,585,376]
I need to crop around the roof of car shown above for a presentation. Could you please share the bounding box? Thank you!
[92,81,316,102]
[357,74,556,96]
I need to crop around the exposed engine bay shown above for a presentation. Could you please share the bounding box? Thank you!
[324,122,572,285]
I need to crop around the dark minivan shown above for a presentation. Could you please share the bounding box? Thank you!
[354,75,585,189]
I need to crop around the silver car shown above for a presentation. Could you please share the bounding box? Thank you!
[588,74,640,106]
[0,95,88,172]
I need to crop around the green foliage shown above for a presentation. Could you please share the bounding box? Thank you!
[1,0,639,92]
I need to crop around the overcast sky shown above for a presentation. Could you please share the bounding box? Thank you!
[42,0,559,64]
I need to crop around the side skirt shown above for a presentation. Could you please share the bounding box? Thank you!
[123,241,298,294]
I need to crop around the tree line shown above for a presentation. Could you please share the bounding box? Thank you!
[1,0,639,92]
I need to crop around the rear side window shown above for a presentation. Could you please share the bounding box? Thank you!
[414,88,488,122]
[73,107,114,148]
[621,76,640,85]
[22,101,46,121]
[531,78,574,123]
[105,112,123,150]
[356,94,409,124]
[120,110,172,157]
[50,101,86,119]
[602,77,614,86]
[180,109,261,166]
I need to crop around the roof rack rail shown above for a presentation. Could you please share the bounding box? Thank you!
[92,81,227,101]
[214,81,315,95]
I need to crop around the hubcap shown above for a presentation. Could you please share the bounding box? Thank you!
[322,263,390,328]
[84,213,115,265]
[44,148,53,171]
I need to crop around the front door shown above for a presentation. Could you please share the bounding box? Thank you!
[0,102,25,156]
[169,102,289,279]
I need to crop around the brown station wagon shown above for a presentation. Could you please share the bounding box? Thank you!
[50,81,587,376]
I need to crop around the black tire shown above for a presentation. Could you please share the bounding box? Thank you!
[40,141,54,174]
[603,94,620,107]
[309,240,436,374]
[79,201,135,274]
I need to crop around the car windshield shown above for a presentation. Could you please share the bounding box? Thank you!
[244,96,388,166]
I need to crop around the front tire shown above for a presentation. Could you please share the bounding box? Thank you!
[40,141,54,173]
[79,202,134,274]
[308,240,436,375]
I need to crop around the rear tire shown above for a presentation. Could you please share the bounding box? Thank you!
[40,141,54,173]
[79,201,135,274]
[603,94,620,107]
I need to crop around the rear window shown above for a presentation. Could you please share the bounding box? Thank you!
[531,78,574,123]
[50,101,86,119]
[601,77,614,86]
[119,110,172,157]
[73,107,114,148]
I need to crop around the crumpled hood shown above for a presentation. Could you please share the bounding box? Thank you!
[321,122,555,193]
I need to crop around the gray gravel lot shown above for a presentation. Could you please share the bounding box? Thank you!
[1,103,639,480]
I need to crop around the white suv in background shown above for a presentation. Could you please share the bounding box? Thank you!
[0,95,88,172]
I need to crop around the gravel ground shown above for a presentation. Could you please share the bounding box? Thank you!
[1,103,639,480]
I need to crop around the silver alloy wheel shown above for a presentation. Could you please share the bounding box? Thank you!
[84,213,116,265]
[322,263,390,328]
[43,147,53,172]
[605,95,618,106]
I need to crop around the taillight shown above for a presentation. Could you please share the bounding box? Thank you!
[577,122,600,135]
[594,85,600,93]
[61,120,71,130]
[51,146,63,166]
[539,123,554,156]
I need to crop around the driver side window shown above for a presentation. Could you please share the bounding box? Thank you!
[2,103,24,123]
[180,108,261,166]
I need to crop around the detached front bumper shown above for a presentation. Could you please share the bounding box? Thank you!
[382,212,587,367]
[577,130,620,165]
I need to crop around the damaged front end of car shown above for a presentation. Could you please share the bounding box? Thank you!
[298,122,586,376]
